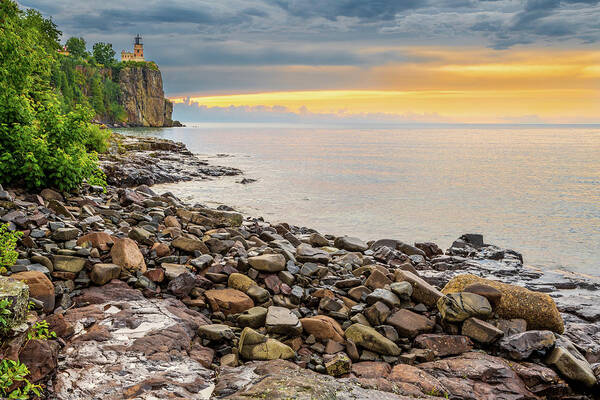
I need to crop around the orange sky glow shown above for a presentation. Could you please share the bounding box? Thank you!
[170,47,600,123]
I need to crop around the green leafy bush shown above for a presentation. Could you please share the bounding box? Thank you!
[0,359,42,399]
[0,299,12,333]
[27,320,57,341]
[0,0,108,191]
[0,223,22,273]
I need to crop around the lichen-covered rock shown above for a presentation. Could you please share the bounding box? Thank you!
[0,277,29,334]
[442,274,564,333]
[437,292,492,322]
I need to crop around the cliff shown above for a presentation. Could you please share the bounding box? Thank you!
[117,66,177,127]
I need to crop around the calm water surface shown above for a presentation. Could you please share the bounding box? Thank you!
[119,123,600,277]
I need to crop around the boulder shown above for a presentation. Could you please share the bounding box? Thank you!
[162,263,190,280]
[546,335,597,387]
[344,323,401,356]
[90,264,121,285]
[464,283,502,308]
[334,236,368,252]
[77,231,114,251]
[387,309,435,338]
[238,327,295,360]
[9,271,54,312]
[237,307,268,328]
[265,306,302,336]
[198,324,235,341]
[325,353,352,377]
[205,289,254,315]
[388,364,449,398]
[437,292,492,323]
[53,255,86,273]
[414,334,473,357]
[300,315,345,342]
[497,330,555,360]
[461,317,504,344]
[18,339,59,383]
[171,236,209,254]
[228,273,257,292]
[442,274,564,333]
[395,270,443,307]
[248,254,286,272]
[110,238,146,273]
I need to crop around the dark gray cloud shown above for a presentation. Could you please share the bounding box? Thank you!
[17,0,600,93]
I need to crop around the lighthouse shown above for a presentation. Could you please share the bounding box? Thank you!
[121,35,145,62]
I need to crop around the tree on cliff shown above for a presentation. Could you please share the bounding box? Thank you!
[66,36,89,59]
[0,0,107,191]
[93,42,116,66]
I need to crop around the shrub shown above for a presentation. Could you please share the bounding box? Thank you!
[27,320,57,341]
[0,223,22,273]
[0,0,108,192]
[0,359,42,399]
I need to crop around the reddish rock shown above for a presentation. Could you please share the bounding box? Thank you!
[389,364,448,397]
[387,309,435,338]
[19,339,59,383]
[144,268,165,283]
[151,242,170,257]
[420,352,537,400]
[77,231,114,251]
[464,283,503,308]
[110,237,146,273]
[164,215,181,228]
[189,342,215,368]
[300,315,345,342]
[45,314,74,339]
[90,263,121,285]
[351,361,391,379]
[10,271,54,312]
[365,269,392,290]
[74,280,144,305]
[414,334,473,357]
[204,288,254,315]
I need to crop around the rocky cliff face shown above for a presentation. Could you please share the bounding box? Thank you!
[118,66,176,127]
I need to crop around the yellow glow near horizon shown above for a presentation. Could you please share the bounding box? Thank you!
[169,47,600,123]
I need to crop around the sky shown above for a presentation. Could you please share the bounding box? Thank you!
[20,0,600,123]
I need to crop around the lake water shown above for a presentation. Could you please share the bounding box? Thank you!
[119,123,600,277]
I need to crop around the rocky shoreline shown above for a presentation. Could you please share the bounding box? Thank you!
[0,135,598,399]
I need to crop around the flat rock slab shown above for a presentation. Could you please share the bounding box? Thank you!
[54,281,214,399]
[215,360,429,399]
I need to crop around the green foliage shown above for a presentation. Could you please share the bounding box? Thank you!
[0,223,22,271]
[0,299,12,333]
[0,0,108,191]
[27,320,56,341]
[0,359,42,399]
[114,60,159,72]
[92,42,116,66]
[65,36,88,59]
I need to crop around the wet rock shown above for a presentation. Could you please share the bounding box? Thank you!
[497,330,556,360]
[395,270,443,307]
[461,317,504,344]
[344,323,401,356]
[205,289,254,315]
[387,309,435,338]
[238,327,295,360]
[9,271,54,312]
[334,236,368,252]
[442,274,564,333]
[414,334,474,357]
[437,292,493,323]
[247,254,286,272]
[110,237,147,273]
[265,306,302,336]
[546,335,597,387]
[90,263,121,285]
